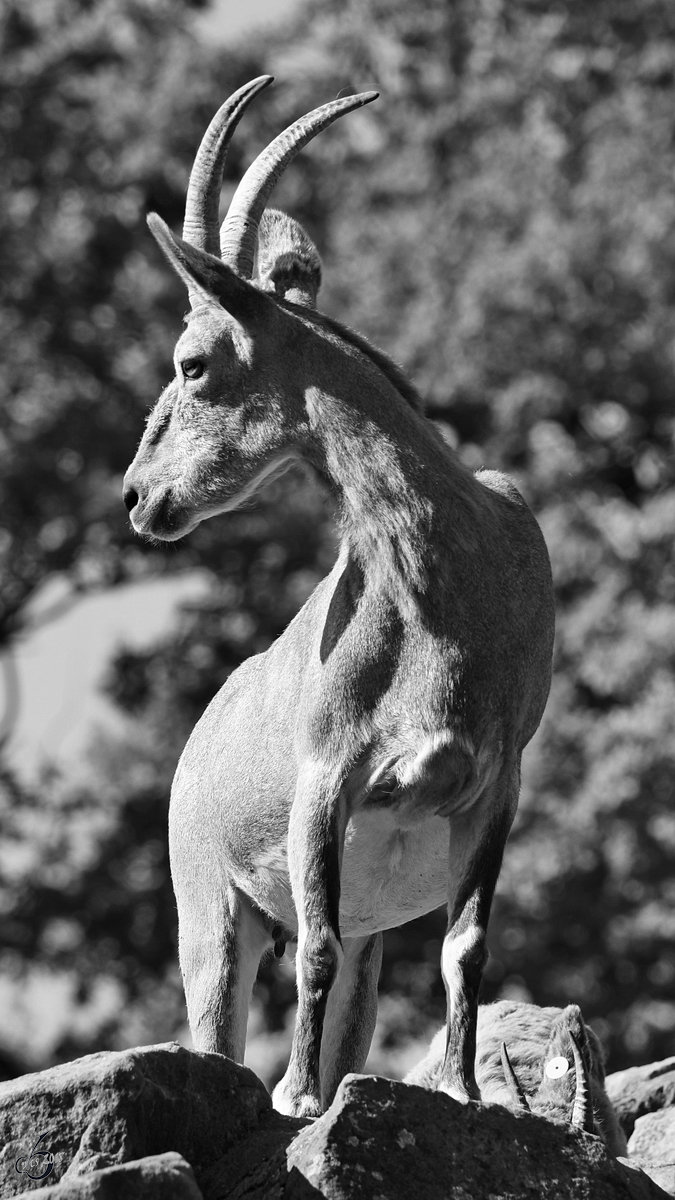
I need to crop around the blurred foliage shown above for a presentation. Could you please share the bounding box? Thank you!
[0,0,314,642]
[1,0,674,1079]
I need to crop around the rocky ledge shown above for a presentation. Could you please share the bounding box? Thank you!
[0,1043,673,1199]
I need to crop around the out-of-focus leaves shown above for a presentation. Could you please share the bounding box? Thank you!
[0,0,317,643]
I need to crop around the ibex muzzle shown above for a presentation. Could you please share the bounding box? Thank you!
[124,79,555,1119]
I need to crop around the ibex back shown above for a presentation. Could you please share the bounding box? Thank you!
[123,78,555,1118]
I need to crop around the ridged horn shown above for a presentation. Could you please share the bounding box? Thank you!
[182,75,273,256]
[220,89,379,278]
[501,1042,531,1112]
[569,1031,595,1134]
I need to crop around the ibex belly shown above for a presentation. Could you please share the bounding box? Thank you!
[337,730,479,933]
[247,731,480,937]
[250,810,448,937]
[339,810,449,934]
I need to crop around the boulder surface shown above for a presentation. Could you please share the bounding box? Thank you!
[284,1073,669,1200]
[607,1058,675,1140]
[2,1045,674,1199]
[13,1151,202,1199]
[0,1042,281,1197]
[628,1108,675,1198]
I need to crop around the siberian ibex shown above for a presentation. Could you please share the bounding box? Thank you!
[406,1001,628,1155]
[123,77,555,1118]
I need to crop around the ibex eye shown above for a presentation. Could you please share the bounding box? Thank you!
[182,358,204,380]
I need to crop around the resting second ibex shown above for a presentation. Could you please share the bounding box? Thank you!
[406,1001,628,1156]
[123,77,555,1118]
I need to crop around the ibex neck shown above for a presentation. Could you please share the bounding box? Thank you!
[304,382,486,600]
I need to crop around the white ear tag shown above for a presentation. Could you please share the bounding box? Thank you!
[545,1055,570,1079]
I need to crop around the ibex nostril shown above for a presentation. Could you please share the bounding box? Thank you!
[123,486,139,513]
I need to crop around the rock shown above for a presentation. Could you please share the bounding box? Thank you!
[14,1151,203,1198]
[3,1046,673,1200]
[202,1127,309,1200]
[0,1042,276,1198]
[285,1074,672,1200]
[607,1058,675,1139]
[629,1106,675,1161]
[628,1108,675,1198]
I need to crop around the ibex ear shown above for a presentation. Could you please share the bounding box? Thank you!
[147,213,263,323]
[256,208,322,308]
[538,1004,591,1086]
[560,1005,593,1069]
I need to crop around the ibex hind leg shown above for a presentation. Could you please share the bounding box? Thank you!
[319,931,383,1108]
[439,767,519,1102]
[178,881,270,1062]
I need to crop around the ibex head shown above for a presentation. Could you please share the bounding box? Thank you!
[500,1004,598,1134]
[123,78,377,540]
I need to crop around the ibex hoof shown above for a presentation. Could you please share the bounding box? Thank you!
[437,1079,482,1105]
[272,1079,322,1119]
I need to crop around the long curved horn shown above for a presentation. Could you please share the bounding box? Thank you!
[569,1031,595,1134]
[220,90,379,278]
[182,75,273,255]
[500,1042,531,1112]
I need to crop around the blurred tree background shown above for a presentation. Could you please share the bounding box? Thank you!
[1,0,674,1084]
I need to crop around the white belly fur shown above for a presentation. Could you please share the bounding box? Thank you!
[249,809,449,938]
[340,809,449,934]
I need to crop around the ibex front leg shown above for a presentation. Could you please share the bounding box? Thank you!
[439,769,519,1102]
[273,762,348,1118]
[171,790,271,1062]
